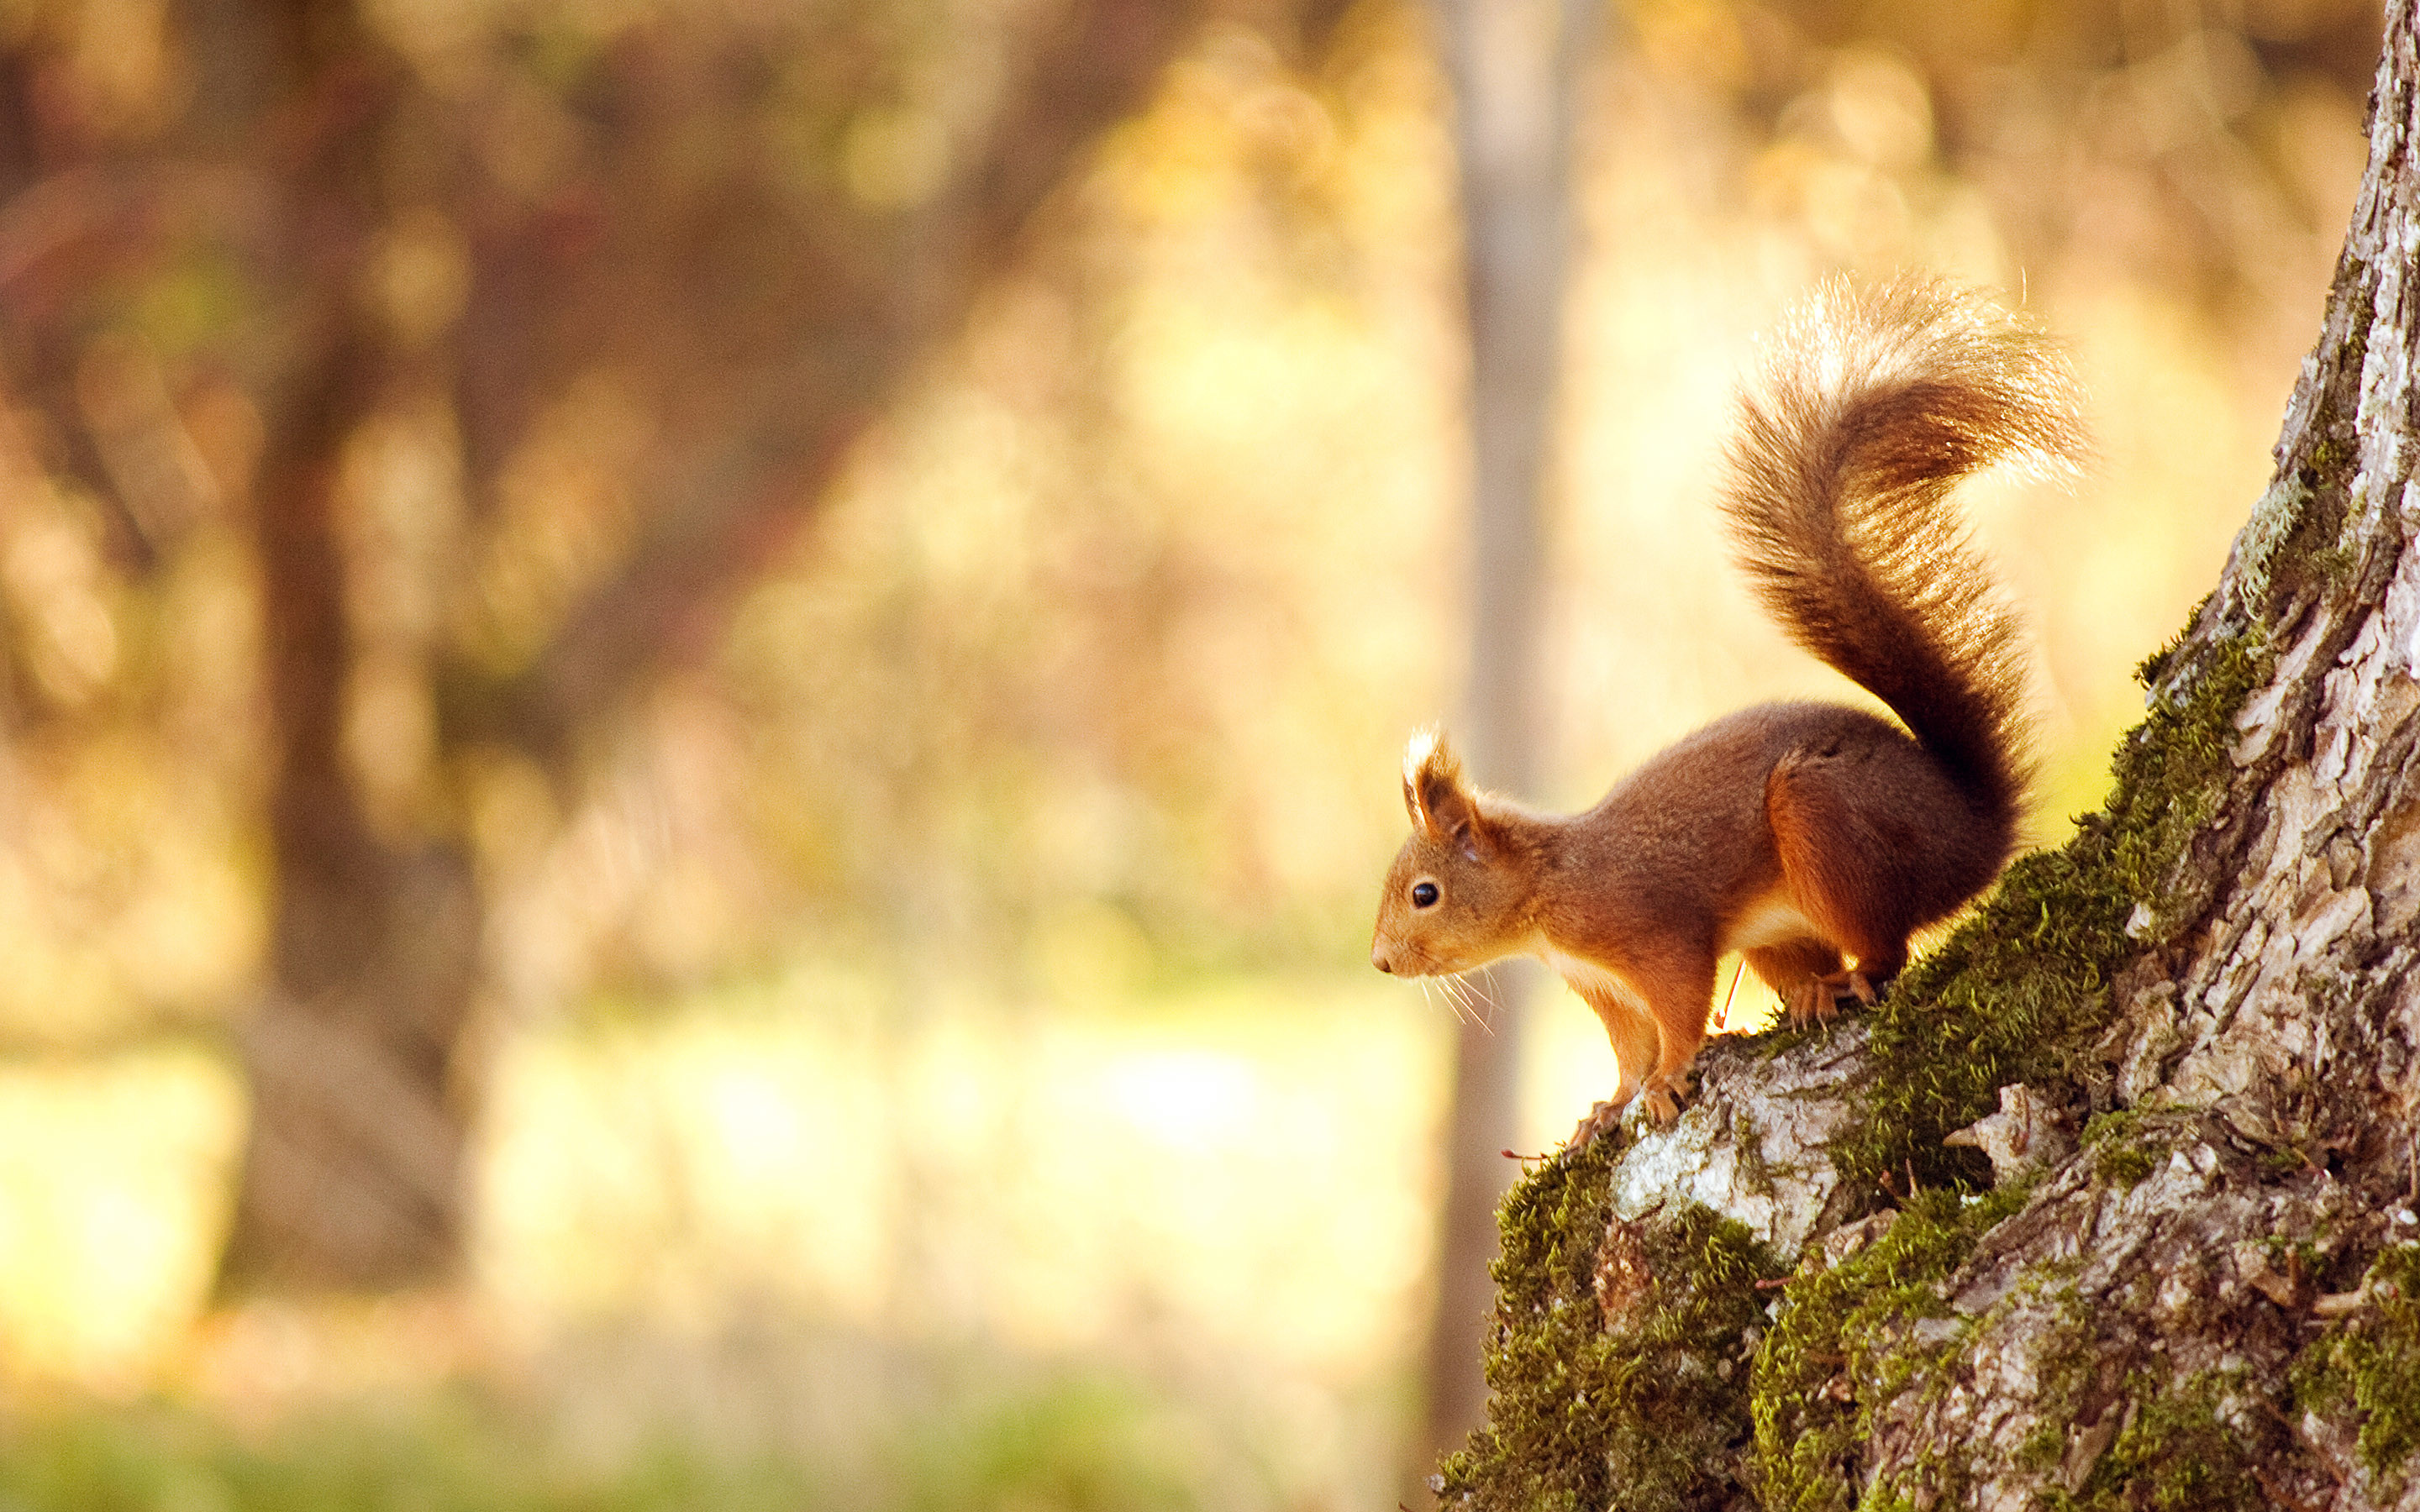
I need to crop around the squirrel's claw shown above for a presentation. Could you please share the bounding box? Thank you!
[1785,979,1839,1027]
[1566,1072,1695,1149]
[1787,969,1881,1026]
[1640,1084,1682,1126]
[1568,1099,1626,1151]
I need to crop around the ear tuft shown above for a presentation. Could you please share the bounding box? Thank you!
[1401,727,1474,844]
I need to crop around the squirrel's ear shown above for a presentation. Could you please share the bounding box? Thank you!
[1403,729,1487,858]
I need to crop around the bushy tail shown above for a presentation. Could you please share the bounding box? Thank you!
[1723,276,2084,825]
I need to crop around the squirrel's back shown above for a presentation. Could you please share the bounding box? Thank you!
[1721,276,2085,833]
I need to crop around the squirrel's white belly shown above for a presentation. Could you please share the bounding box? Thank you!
[1722,892,1823,953]
[1533,942,1649,1012]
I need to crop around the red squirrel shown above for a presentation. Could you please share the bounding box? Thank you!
[1370,276,2084,1137]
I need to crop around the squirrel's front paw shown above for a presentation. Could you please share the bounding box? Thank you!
[1566,1074,1692,1148]
[1643,1067,1697,1122]
[1567,1099,1627,1150]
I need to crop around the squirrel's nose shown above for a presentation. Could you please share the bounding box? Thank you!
[1371,946,1394,974]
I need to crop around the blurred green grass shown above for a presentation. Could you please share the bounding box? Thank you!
[3,1390,827,1512]
[0,972,1433,1512]
[0,1368,1212,1512]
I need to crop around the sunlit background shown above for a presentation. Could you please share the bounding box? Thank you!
[0,0,2384,1506]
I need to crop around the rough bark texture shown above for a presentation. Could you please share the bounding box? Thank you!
[1435,13,2420,1511]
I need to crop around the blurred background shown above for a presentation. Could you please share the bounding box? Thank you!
[0,0,2385,1507]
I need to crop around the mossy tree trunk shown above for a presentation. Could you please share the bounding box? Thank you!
[1436,12,2420,1512]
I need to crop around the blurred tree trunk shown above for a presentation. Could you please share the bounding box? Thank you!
[211,0,483,1289]
[1415,0,1595,1485]
[192,0,1292,1290]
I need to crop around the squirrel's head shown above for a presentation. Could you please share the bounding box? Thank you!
[1370,729,1537,979]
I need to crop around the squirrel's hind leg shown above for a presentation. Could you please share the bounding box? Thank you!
[1765,753,1920,1011]
[1815,940,1907,1013]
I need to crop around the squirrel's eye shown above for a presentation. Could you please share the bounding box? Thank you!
[1412,880,1440,908]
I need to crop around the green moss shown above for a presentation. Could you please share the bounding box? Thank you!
[1436,1139,1785,1512]
[1735,1112,1777,1199]
[2080,1109,2169,1190]
[2091,1145,2155,1187]
[2256,1233,2326,1274]
[2005,1291,2102,1478]
[2291,1243,2420,1484]
[1819,600,2271,1200]
[1748,1184,2031,1511]
[2047,1367,2281,1511]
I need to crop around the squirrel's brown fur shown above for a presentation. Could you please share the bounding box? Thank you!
[1370,277,2083,1137]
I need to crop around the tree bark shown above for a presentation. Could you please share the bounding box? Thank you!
[1434,10,2420,1510]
